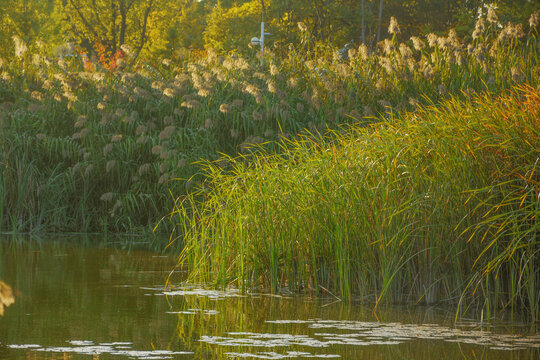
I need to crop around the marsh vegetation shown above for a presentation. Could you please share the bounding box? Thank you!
[0,1,538,323]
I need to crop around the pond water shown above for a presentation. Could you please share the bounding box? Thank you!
[0,236,538,359]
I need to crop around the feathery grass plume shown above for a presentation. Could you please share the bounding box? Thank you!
[133,87,150,99]
[270,64,279,76]
[75,115,87,128]
[151,145,164,155]
[83,164,94,178]
[204,118,214,129]
[511,67,523,82]
[473,18,486,40]
[249,110,262,122]
[287,77,298,88]
[388,16,400,35]
[437,84,447,95]
[487,6,498,24]
[427,33,438,47]
[120,44,132,55]
[115,109,126,119]
[35,133,46,141]
[159,162,168,173]
[410,36,425,51]
[103,144,113,156]
[31,91,43,101]
[298,22,307,32]
[111,200,122,214]
[93,72,106,82]
[358,44,369,59]
[219,103,232,114]
[159,126,176,140]
[136,136,148,145]
[163,116,173,125]
[160,151,169,160]
[197,88,211,97]
[530,11,539,28]
[181,99,201,109]
[267,81,278,93]
[381,38,395,55]
[12,36,27,59]
[71,162,82,176]
[106,160,116,173]
[27,103,45,113]
[150,80,165,91]
[72,128,89,140]
[240,136,264,153]
[100,192,114,202]
[230,129,239,138]
[232,99,244,108]
[32,54,41,66]
[399,43,413,60]
[111,134,122,143]
[234,58,249,70]
[138,163,151,176]
[162,88,176,98]
[173,108,183,118]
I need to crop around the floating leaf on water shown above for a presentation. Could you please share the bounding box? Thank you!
[0,281,15,316]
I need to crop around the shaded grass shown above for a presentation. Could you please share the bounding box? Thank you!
[175,86,539,321]
[0,16,538,232]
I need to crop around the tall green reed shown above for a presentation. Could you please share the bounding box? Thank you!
[174,86,539,321]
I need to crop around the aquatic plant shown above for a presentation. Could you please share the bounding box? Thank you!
[174,86,539,321]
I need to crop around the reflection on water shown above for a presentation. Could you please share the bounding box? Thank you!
[0,235,538,360]
[0,281,15,316]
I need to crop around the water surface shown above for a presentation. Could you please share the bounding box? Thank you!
[0,236,538,359]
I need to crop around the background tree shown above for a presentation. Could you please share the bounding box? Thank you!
[0,0,55,60]
[53,0,167,66]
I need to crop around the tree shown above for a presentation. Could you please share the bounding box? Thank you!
[0,0,55,60]
[53,0,165,66]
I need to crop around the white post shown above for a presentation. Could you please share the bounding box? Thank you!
[260,22,265,52]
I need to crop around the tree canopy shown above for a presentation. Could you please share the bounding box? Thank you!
[0,0,538,64]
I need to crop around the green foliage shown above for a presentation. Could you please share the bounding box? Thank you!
[175,87,540,320]
[0,0,55,59]
[204,0,262,52]
[0,12,538,234]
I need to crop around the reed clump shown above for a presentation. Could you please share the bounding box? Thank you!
[175,86,539,321]
[0,11,538,233]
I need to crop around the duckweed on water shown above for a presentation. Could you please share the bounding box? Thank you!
[199,320,540,351]
[6,341,193,359]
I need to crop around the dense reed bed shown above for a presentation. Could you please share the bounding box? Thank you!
[0,14,538,232]
[175,86,539,321]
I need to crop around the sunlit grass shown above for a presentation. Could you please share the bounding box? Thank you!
[175,86,539,321]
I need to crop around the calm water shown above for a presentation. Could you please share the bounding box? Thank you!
[0,236,538,359]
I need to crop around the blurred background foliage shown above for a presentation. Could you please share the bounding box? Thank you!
[1,0,539,63]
